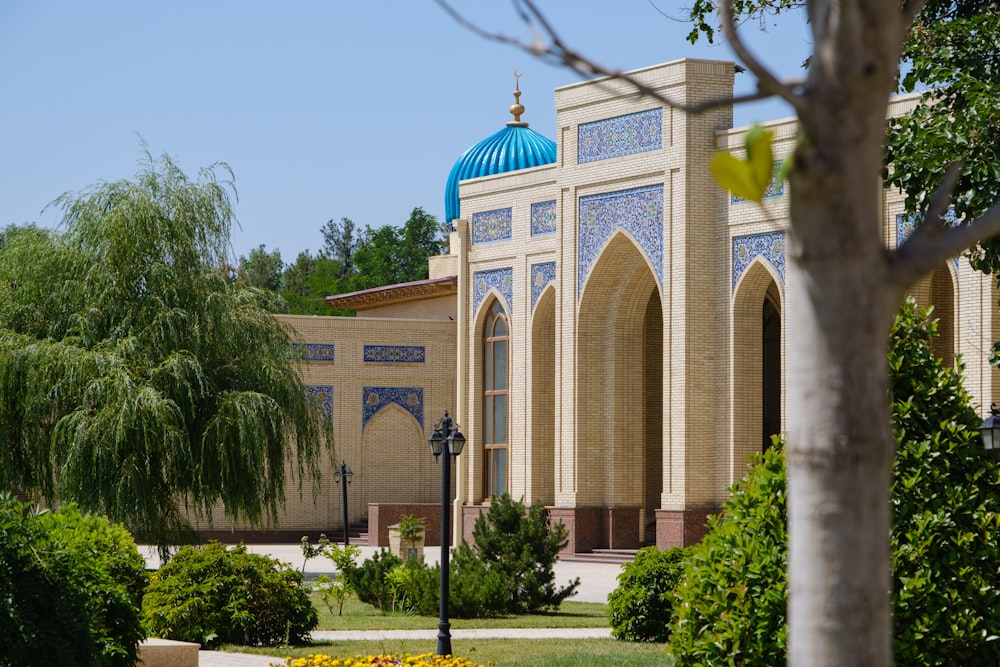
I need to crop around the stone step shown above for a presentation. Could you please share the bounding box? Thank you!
[561,548,639,564]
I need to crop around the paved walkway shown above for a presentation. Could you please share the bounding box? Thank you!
[140,544,623,667]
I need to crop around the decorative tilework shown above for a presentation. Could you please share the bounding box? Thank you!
[732,232,786,289]
[531,262,556,310]
[473,267,513,318]
[472,208,512,243]
[897,208,958,244]
[291,343,335,361]
[531,200,557,235]
[363,345,426,363]
[578,184,664,294]
[307,385,333,418]
[362,387,423,430]
[578,108,662,163]
[731,162,784,204]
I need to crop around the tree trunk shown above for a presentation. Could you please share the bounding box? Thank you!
[785,6,906,659]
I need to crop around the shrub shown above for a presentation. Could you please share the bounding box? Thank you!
[314,543,360,616]
[0,497,148,667]
[608,545,687,642]
[142,541,317,647]
[345,548,403,612]
[667,299,1000,666]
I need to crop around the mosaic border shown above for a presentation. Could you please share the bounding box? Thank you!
[897,209,960,270]
[362,386,423,431]
[472,208,512,244]
[732,232,785,289]
[363,345,426,363]
[578,184,664,295]
[578,108,662,163]
[531,200,557,236]
[473,267,513,319]
[291,343,335,362]
[307,385,334,419]
[531,262,556,311]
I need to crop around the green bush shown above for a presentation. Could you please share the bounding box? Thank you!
[667,299,1000,666]
[142,541,317,647]
[608,546,687,642]
[451,494,580,616]
[0,497,148,667]
[346,548,404,612]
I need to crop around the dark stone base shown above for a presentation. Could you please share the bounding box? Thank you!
[546,506,642,557]
[368,503,440,547]
[655,508,718,549]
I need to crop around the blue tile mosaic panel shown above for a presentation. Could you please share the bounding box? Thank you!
[731,162,784,204]
[291,343,335,361]
[364,345,426,363]
[896,208,958,244]
[578,108,662,163]
[531,200,557,235]
[578,184,664,295]
[307,385,334,418]
[531,262,556,310]
[473,267,513,318]
[732,232,785,289]
[362,387,423,431]
[472,208,512,243]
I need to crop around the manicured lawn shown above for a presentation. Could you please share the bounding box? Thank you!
[311,595,610,631]
[230,638,672,667]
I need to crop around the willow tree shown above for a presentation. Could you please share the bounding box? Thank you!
[0,152,331,548]
[437,1,1000,664]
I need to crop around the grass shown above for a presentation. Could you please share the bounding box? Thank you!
[311,595,610,631]
[227,638,672,667]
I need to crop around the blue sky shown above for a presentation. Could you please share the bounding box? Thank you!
[0,2,810,263]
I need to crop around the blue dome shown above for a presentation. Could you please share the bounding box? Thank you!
[445,124,556,223]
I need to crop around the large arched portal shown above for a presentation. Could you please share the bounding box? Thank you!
[732,260,783,482]
[577,232,663,549]
[909,265,956,367]
[529,286,556,506]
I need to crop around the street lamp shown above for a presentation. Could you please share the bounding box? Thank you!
[333,461,353,546]
[428,410,465,656]
[979,404,1000,453]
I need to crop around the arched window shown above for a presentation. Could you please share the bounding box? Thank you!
[483,300,509,499]
[762,297,781,451]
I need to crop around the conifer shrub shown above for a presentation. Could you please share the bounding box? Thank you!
[345,548,404,612]
[0,497,148,667]
[142,541,316,647]
[608,545,687,642]
[666,299,1000,665]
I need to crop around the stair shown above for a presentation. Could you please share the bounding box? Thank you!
[348,517,369,546]
[561,548,638,564]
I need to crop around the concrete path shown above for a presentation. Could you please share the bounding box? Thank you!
[140,544,624,667]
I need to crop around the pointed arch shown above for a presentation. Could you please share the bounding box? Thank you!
[529,284,556,506]
[732,258,784,482]
[361,403,436,507]
[908,264,956,367]
[480,298,510,500]
[578,232,662,545]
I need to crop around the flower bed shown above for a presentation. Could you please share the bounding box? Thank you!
[272,653,485,667]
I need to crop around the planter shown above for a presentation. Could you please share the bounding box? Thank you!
[388,524,425,561]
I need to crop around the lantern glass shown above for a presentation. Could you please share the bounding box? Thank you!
[449,430,466,456]
[429,431,444,456]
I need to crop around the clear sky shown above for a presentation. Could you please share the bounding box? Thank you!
[0,1,810,264]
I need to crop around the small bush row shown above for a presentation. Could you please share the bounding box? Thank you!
[272,653,484,667]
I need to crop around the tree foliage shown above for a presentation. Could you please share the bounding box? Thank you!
[668,300,1000,665]
[608,545,687,643]
[0,151,332,548]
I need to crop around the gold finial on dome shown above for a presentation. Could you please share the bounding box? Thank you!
[508,68,528,127]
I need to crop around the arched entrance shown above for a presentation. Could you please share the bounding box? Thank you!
[908,265,956,367]
[577,232,663,548]
[530,286,556,506]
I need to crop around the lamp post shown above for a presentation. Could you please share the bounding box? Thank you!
[428,410,465,656]
[979,404,1000,453]
[333,461,353,546]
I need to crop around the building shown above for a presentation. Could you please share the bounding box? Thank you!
[195,59,1000,555]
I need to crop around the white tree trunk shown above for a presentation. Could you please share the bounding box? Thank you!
[785,5,906,660]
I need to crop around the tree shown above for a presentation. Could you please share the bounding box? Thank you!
[668,301,1000,666]
[436,1,1000,664]
[350,207,447,291]
[321,216,359,280]
[0,151,332,549]
[237,243,284,292]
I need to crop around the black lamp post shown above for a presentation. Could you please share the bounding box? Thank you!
[333,461,353,546]
[428,410,465,656]
[979,404,1000,454]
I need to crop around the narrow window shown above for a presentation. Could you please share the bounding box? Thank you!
[483,300,509,498]
[762,298,781,451]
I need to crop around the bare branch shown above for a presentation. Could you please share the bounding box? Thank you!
[719,0,804,112]
[891,164,1000,286]
[433,0,805,115]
